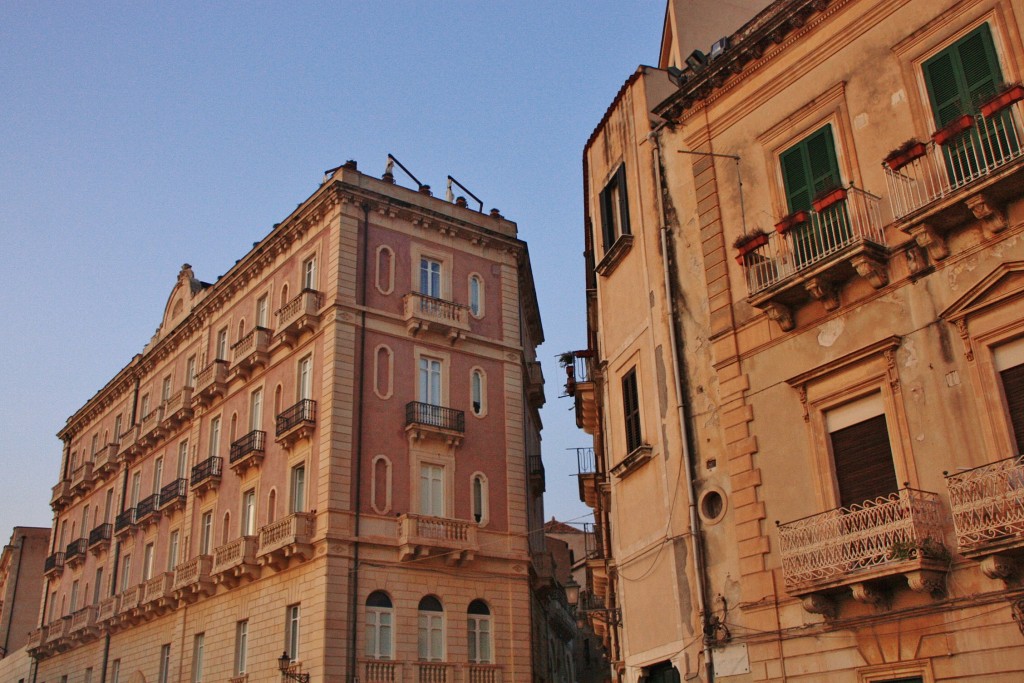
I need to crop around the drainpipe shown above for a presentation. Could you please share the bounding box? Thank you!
[3,534,27,656]
[348,200,372,682]
[648,124,715,682]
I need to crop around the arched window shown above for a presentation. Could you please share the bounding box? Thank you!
[469,274,484,317]
[471,369,485,416]
[366,591,393,660]
[472,474,488,525]
[467,600,492,664]
[418,596,444,661]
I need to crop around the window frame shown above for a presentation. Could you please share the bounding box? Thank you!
[470,368,486,417]
[286,603,301,662]
[467,600,493,664]
[365,591,394,660]
[621,368,643,454]
[417,596,445,662]
[468,273,484,317]
[235,620,249,675]
[192,633,205,683]
[599,163,631,251]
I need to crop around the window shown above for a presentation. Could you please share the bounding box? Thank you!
[302,256,317,290]
[467,600,492,664]
[417,596,445,661]
[365,591,393,659]
[924,23,1003,127]
[159,644,171,683]
[779,125,848,265]
[91,434,98,458]
[111,659,120,683]
[286,604,301,662]
[177,441,189,480]
[84,668,93,683]
[199,511,213,554]
[599,164,631,250]
[994,339,1024,455]
[120,554,132,592]
[152,456,163,494]
[419,357,442,406]
[242,489,257,536]
[235,620,249,675]
[827,393,898,508]
[104,489,113,523]
[69,580,79,612]
[140,393,151,419]
[419,257,442,298]
[186,355,197,388]
[209,416,221,457]
[298,356,313,401]
[469,274,483,317]
[143,542,155,581]
[130,471,142,507]
[420,464,445,517]
[250,388,263,431]
[168,530,180,572]
[290,464,306,513]
[162,376,172,402]
[114,414,123,441]
[256,294,269,328]
[93,567,104,604]
[216,327,228,361]
[622,369,643,453]
[192,633,205,683]
[471,369,485,416]
[472,474,488,525]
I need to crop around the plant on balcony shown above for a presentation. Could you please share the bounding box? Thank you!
[559,351,577,394]
[883,138,928,172]
[811,185,848,212]
[773,210,809,234]
[732,228,769,264]
[887,537,951,563]
[979,82,1024,118]
[931,114,975,146]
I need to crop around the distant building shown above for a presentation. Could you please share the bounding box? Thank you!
[30,161,552,682]
[575,0,1024,680]
[0,527,48,657]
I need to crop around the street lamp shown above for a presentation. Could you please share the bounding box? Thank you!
[563,577,581,610]
[278,652,310,683]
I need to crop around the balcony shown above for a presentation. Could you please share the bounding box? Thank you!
[117,425,140,463]
[69,461,95,495]
[141,572,175,616]
[584,522,609,596]
[257,511,316,570]
[93,442,119,477]
[118,583,143,625]
[360,660,398,683]
[192,360,229,408]
[97,595,120,627]
[173,554,215,603]
[190,456,223,495]
[467,665,503,683]
[159,478,187,513]
[575,447,602,509]
[565,352,599,435]
[397,513,477,565]
[88,523,112,555]
[212,536,260,587]
[64,538,87,568]
[526,360,546,408]
[48,616,73,651]
[403,292,471,343]
[884,101,1024,261]
[229,429,266,474]
[946,455,1024,580]
[43,551,64,577]
[50,479,71,510]
[417,663,455,683]
[743,186,889,331]
[114,507,137,537]
[777,488,948,616]
[528,454,545,494]
[26,627,44,653]
[134,493,161,527]
[69,605,99,642]
[230,326,271,379]
[405,401,465,445]
[138,405,166,448]
[275,289,323,347]
[162,386,194,431]
[276,399,316,446]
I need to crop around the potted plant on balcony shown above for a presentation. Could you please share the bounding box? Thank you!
[733,228,769,265]
[559,351,576,395]
[883,138,928,172]
[811,184,848,212]
[931,113,975,146]
[979,82,1024,118]
[773,210,809,234]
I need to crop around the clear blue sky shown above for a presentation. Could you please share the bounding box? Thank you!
[0,2,665,539]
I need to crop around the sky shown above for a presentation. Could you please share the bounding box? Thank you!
[0,2,666,540]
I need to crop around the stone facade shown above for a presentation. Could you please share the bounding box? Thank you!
[0,526,48,674]
[32,163,549,682]
[577,0,1024,681]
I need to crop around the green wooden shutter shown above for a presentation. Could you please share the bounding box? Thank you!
[924,23,1003,126]
[780,125,840,213]
[959,24,1002,108]
[806,127,840,195]
[781,146,811,212]
[615,165,631,237]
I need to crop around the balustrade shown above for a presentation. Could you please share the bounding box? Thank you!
[946,455,1024,560]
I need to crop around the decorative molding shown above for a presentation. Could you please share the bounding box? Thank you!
[966,193,1008,238]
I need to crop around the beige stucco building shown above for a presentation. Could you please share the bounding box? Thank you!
[30,161,554,682]
[575,0,1024,681]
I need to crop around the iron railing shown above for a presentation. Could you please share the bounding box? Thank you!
[583,522,604,560]
[575,447,596,476]
[159,478,187,509]
[528,454,544,477]
[230,430,266,464]
[405,401,465,432]
[945,454,1024,555]
[276,399,316,436]
[64,538,87,563]
[88,523,112,549]
[114,508,136,534]
[44,552,64,574]
[191,456,223,488]
[135,493,159,522]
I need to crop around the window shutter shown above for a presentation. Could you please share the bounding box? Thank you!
[1000,363,1024,455]
[958,24,1002,109]
[599,184,614,250]
[622,370,641,453]
[806,126,840,195]
[615,165,631,236]
[780,125,840,213]
[781,146,810,213]
[924,23,1003,126]
[924,50,964,126]
[830,414,898,509]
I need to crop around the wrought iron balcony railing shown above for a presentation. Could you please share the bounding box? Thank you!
[405,401,465,433]
[583,522,605,560]
[229,429,266,470]
[159,478,187,510]
[65,538,87,564]
[777,488,946,596]
[190,456,223,490]
[945,454,1024,559]
[276,399,316,443]
[114,508,136,535]
[135,493,160,524]
[88,523,112,550]
[44,552,65,575]
[575,447,596,475]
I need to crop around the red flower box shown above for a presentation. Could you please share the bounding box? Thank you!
[734,233,769,265]
[884,142,927,172]
[980,85,1024,118]
[811,188,847,212]
[774,210,809,234]
[931,114,974,146]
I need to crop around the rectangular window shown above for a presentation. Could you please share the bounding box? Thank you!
[209,417,221,457]
[419,464,445,517]
[235,620,249,675]
[93,567,104,604]
[177,441,189,480]
[120,554,131,592]
[84,669,93,683]
[298,356,313,400]
[418,610,444,661]
[286,604,301,662]
[104,489,114,523]
[995,341,1024,455]
[599,164,631,250]
[242,490,257,536]
[418,357,442,406]
[303,256,317,290]
[114,414,123,441]
[69,580,79,612]
[186,355,197,388]
[826,393,898,508]
[143,542,155,581]
[200,511,213,555]
[192,633,205,683]
[152,456,164,494]
[256,294,269,328]
[924,24,1003,128]
[158,644,171,683]
[167,530,180,572]
[622,369,642,453]
[161,376,172,402]
[366,603,393,659]
[250,388,263,431]
[290,465,306,514]
[130,471,142,508]
[419,257,442,298]
[91,434,99,458]
[216,328,228,361]
[111,660,120,683]
[140,393,151,419]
